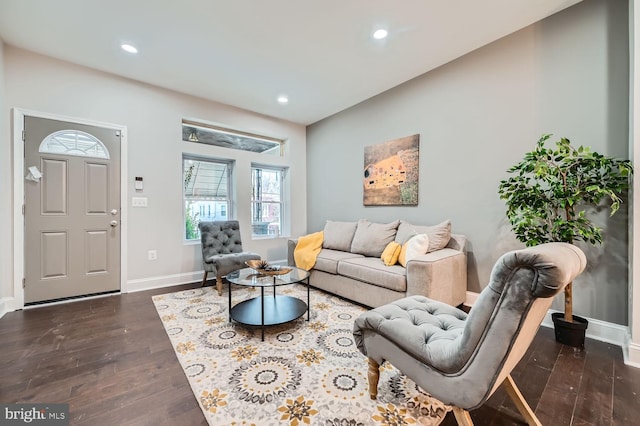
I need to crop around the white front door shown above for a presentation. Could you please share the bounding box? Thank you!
[24,116,121,303]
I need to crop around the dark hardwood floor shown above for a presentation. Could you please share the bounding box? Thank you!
[1,284,639,425]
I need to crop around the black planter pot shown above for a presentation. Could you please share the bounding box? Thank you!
[551,312,588,348]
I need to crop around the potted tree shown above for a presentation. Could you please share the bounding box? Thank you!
[498,134,632,347]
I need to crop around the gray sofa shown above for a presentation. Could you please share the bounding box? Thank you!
[287,219,467,308]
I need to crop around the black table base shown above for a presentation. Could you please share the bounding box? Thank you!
[229,280,310,341]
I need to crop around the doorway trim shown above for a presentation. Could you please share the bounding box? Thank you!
[11,108,128,311]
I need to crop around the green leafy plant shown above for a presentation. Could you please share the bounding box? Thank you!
[184,164,200,240]
[498,134,632,322]
[185,207,200,240]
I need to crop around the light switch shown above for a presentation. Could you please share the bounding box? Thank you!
[132,197,148,207]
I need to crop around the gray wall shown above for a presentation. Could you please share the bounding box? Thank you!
[306,0,630,324]
[1,46,307,305]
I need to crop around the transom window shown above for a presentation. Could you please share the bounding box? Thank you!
[39,130,110,159]
[182,119,283,156]
[251,165,287,238]
[183,155,234,240]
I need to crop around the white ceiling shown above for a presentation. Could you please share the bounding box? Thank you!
[0,0,583,125]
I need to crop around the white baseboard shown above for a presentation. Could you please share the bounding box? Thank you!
[0,297,9,319]
[625,340,640,367]
[126,262,287,293]
[0,272,203,315]
[465,291,631,352]
[0,296,23,318]
[540,309,629,348]
[125,271,203,293]
[1,266,287,315]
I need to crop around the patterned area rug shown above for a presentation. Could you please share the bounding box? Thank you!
[153,284,451,425]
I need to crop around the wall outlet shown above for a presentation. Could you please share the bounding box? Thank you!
[148,250,157,261]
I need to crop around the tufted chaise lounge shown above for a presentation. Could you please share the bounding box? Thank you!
[199,221,261,296]
[353,242,586,425]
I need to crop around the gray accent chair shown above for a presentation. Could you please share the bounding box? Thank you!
[353,242,586,426]
[199,221,261,296]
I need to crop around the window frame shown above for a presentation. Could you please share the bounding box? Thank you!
[182,119,284,156]
[182,154,235,243]
[39,129,110,159]
[251,163,288,239]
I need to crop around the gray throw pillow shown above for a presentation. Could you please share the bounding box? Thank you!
[350,219,400,257]
[395,219,452,252]
[322,220,358,251]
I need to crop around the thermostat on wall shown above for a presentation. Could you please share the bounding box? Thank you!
[135,176,144,190]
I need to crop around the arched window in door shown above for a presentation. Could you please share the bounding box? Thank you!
[39,130,110,159]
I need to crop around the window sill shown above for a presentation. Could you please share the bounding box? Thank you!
[251,234,289,240]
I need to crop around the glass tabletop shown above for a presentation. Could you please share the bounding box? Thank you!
[226,266,309,287]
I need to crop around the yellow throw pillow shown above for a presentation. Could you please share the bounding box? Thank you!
[398,234,430,267]
[381,241,402,266]
[398,241,409,267]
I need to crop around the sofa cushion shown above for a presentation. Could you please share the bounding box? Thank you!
[314,249,364,275]
[381,241,402,266]
[323,221,358,251]
[395,219,451,252]
[350,219,400,257]
[337,257,407,292]
[398,233,430,267]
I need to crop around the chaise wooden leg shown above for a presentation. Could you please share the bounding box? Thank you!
[201,271,208,287]
[216,277,223,296]
[452,407,474,426]
[367,358,380,399]
[502,374,542,426]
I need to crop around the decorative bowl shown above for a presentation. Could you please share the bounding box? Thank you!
[245,260,291,276]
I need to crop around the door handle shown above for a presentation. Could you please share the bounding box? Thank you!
[110,220,118,227]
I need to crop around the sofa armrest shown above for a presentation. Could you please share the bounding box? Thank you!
[447,233,467,252]
[406,248,467,306]
[287,239,299,266]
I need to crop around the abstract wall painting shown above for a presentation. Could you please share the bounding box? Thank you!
[363,134,419,206]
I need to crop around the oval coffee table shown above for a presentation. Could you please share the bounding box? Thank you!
[225,266,310,341]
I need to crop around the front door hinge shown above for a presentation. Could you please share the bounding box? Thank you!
[22,130,25,141]
[22,204,25,215]
[22,278,25,289]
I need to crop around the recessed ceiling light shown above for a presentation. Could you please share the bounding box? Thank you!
[121,43,138,54]
[373,29,388,40]
[277,95,289,105]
